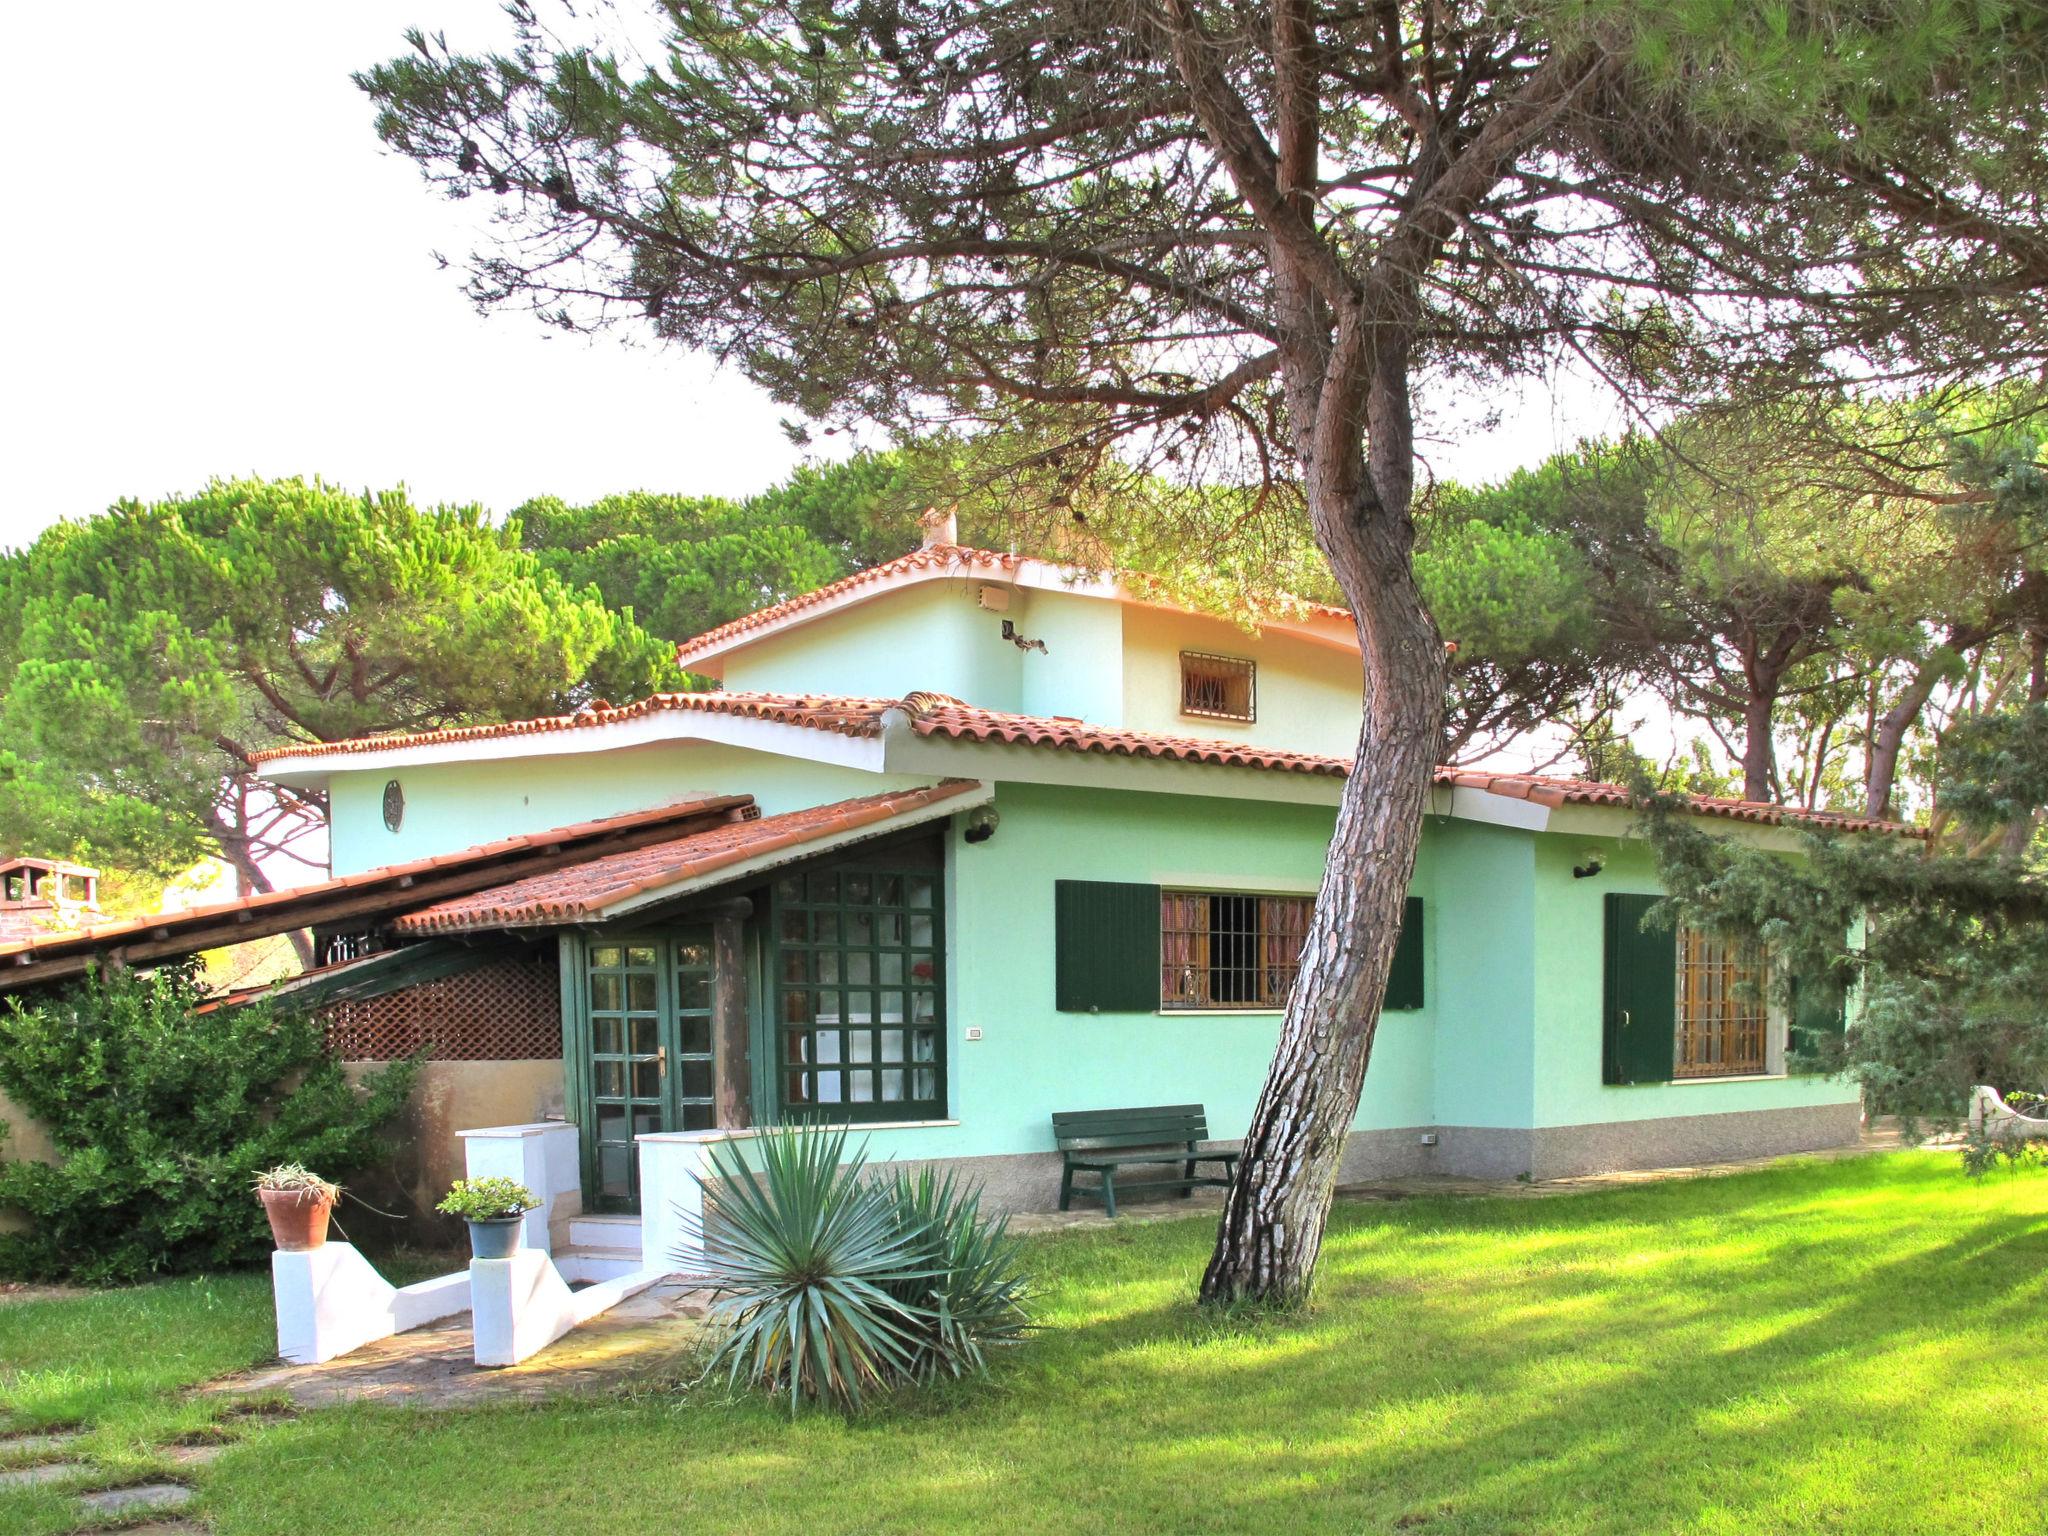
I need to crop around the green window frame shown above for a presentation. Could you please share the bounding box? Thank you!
[770,862,945,1122]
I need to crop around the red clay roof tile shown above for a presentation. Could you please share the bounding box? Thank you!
[249,692,892,766]
[251,688,1919,837]
[391,782,980,935]
[672,544,1028,665]
[0,795,754,964]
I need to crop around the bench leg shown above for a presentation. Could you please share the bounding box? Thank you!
[1101,1169,1118,1220]
[1059,1162,1075,1213]
[1182,1155,1196,1195]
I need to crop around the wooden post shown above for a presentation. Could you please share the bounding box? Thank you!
[712,899,752,1128]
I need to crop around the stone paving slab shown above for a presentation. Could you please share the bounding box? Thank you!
[0,1432,81,1458]
[79,1482,195,1515]
[208,1281,712,1410]
[0,1460,84,1489]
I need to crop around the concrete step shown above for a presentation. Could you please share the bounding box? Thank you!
[555,1246,645,1285]
[565,1214,643,1251]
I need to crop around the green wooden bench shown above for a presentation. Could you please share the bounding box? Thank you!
[1052,1104,1239,1217]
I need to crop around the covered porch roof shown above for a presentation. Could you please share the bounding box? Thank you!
[0,782,990,996]
[390,780,987,936]
[0,795,756,992]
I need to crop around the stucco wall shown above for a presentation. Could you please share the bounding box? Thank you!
[720,579,1027,704]
[327,740,915,875]
[339,1059,567,1235]
[1527,836,1861,1128]
[1429,819,1539,1129]
[1119,606,1363,759]
[0,1089,56,1234]
[858,781,1437,1168]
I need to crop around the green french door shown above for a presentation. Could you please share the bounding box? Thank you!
[575,930,717,1212]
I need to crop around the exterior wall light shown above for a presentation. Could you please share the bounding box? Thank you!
[963,808,1000,844]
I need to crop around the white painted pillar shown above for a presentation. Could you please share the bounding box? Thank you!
[469,1249,579,1367]
[269,1245,469,1364]
[457,1122,581,1253]
[637,1129,757,1273]
[272,1243,397,1364]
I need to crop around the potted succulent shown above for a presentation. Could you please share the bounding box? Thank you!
[253,1164,341,1252]
[437,1177,541,1259]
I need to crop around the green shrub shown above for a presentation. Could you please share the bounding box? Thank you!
[0,962,416,1283]
[689,1125,1030,1412]
[435,1177,538,1221]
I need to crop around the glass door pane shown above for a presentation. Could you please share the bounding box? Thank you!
[674,927,716,1131]
[584,941,666,1211]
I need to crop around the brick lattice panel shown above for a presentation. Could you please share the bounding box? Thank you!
[321,948,560,1062]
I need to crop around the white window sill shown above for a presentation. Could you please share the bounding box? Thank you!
[1668,1073,1787,1085]
[816,1118,961,1131]
[1156,1008,1283,1017]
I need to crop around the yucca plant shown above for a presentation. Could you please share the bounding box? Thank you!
[685,1126,1031,1412]
[691,1126,932,1412]
[880,1166,1031,1384]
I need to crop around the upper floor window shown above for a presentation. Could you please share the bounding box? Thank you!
[1674,922,1771,1077]
[1180,651,1256,723]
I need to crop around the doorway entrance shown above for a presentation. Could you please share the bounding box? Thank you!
[571,930,717,1211]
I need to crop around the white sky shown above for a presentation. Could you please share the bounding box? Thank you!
[0,1,1628,553]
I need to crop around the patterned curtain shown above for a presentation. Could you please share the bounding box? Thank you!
[1161,892,1209,1008]
[1257,897,1311,1007]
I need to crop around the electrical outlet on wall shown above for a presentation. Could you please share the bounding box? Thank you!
[964,1026,984,1041]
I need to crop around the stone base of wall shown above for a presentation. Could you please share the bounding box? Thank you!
[1397,1100,1863,1184]
[877,1101,1863,1214]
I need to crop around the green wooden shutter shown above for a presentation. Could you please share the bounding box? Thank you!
[1383,897,1425,1011]
[1055,880,1161,1013]
[1788,973,1848,1070]
[1603,893,1677,1085]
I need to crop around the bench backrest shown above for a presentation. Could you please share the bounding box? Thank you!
[1053,1104,1211,1152]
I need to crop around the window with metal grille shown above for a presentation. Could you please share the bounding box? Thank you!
[772,860,944,1120]
[1161,891,1310,1010]
[1674,923,1772,1077]
[1180,651,1256,722]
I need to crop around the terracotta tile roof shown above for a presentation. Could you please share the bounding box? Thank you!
[888,696,1917,834]
[669,543,1360,668]
[251,686,1916,838]
[674,545,1028,665]
[248,692,893,765]
[889,692,1351,777]
[0,795,754,976]
[1430,769,1920,836]
[392,782,982,935]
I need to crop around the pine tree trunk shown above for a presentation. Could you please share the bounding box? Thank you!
[1739,688,1778,804]
[1200,475,1444,1307]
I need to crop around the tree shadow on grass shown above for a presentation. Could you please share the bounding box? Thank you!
[196,1159,2048,1536]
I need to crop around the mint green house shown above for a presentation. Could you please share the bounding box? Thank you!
[238,528,1884,1239]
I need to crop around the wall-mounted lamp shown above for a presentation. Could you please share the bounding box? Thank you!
[963,807,1000,845]
[1572,852,1606,880]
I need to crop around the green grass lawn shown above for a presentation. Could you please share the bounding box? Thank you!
[5,1151,2046,1534]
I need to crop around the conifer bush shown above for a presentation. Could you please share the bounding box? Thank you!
[0,961,416,1283]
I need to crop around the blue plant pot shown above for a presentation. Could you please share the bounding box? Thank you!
[467,1215,525,1260]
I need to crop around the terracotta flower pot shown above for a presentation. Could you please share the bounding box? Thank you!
[259,1187,335,1251]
